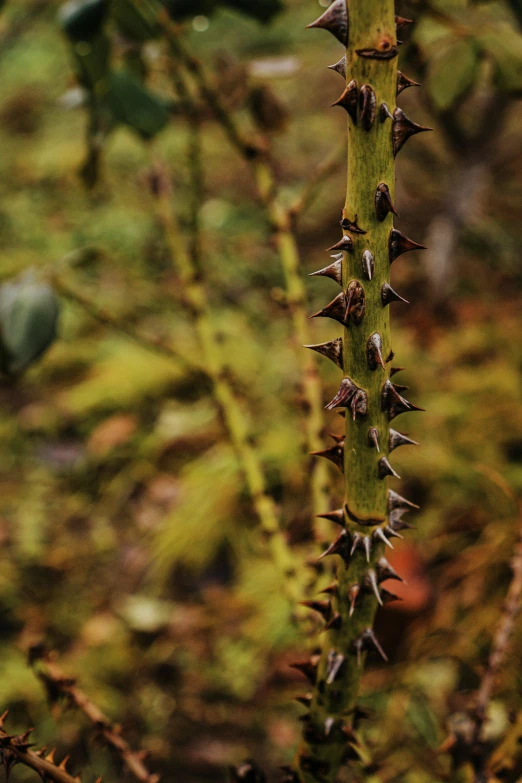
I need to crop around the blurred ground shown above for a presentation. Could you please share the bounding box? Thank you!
[0,1,521,781]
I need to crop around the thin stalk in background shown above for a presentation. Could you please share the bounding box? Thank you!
[149,62,303,606]
[52,241,303,608]
[154,6,338,543]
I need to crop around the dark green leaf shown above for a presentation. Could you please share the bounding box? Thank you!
[70,32,111,91]
[105,71,170,139]
[223,0,283,22]
[478,22,522,94]
[0,273,60,375]
[406,694,440,748]
[426,37,478,110]
[58,0,109,42]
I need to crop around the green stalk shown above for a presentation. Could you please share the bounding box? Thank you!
[154,168,303,605]
[152,4,334,543]
[255,163,330,539]
[290,2,429,780]
[149,57,306,607]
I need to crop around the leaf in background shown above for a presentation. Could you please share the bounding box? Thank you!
[478,21,522,95]
[105,71,170,139]
[427,36,478,111]
[59,1,111,92]
[0,272,60,375]
[154,444,241,573]
[165,0,214,19]
[59,0,109,42]
[71,32,112,92]
[406,692,441,748]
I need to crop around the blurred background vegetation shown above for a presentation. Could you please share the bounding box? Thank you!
[0,0,522,781]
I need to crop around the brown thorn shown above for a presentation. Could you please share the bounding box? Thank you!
[368,427,380,452]
[332,80,358,124]
[328,56,347,80]
[378,456,401,480]
[392,107,433,157]
[375,182,399,222]
[397,71,421,95]
[306,0,349,46]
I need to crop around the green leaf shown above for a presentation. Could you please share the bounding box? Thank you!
[478,21,522,94]
[406,693,440,748]
[70,32,111,92]
[105,71,170,139]
[427,37,478,111]
[58,0,109,42]
[153,444,241,574]
[0,272,60,375]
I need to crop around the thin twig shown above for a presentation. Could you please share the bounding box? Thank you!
[51,273,204,374]
[154,6,265,162]
[30,650,159,783]
[476,510,522,723]
[444,507,522,781]
[288,141,345,222]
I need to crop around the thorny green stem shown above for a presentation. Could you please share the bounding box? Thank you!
[292,2,424,780]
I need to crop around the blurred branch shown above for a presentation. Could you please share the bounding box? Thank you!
[155,6,264,162]
[477,541,522,720]
[54,242,304,604]
[51,272,204,374]
[288,141,344,222]
[0,710,94,783]
[149,162,304,607]
[157,11,332,539]
[444,507,522,781]
[422,81,509,300]
[254,159,331,542]
[30,648,159,783]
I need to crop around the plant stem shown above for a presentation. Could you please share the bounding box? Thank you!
[0,711,89,783]
[255,162,331,538]
[31,650,159,783]
[293,1,414,779]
